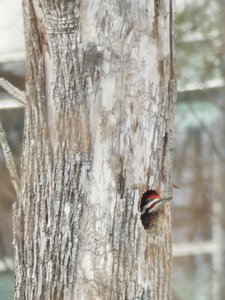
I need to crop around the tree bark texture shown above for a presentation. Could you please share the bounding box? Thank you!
[14,1,176,299]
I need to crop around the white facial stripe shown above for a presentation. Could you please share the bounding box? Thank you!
[141,198,159,215]
[148,199,168,213]
[141,197,171,215]
[141,202,151,215]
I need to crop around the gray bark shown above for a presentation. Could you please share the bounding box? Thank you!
[14,1,176,299]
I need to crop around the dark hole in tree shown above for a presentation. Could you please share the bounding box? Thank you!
[140,189,160,229]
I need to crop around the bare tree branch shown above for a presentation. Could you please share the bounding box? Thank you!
[0,120,20,197]
[0,77,26,105]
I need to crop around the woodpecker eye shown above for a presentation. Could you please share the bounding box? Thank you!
[140,189,159,211]
[140,188,171,229]
[140,189,160,230]
[142,189,159,200]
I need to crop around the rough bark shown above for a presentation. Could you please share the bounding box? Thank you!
[14,1,176,299]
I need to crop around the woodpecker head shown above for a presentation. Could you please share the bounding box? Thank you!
[140,189,172,229]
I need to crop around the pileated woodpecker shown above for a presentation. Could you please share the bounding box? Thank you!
[140,189,172,229]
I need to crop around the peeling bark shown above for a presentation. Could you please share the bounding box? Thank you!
[14,1,176,299]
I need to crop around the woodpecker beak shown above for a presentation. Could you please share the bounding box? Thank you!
[157,197,172,203]
[141,196,172,215]
[140,190,172,229]
[147,196,172,214]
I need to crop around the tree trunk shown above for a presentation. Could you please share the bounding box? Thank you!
[14,1,176,299]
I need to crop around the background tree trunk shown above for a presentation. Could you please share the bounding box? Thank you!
[14,1,176,299]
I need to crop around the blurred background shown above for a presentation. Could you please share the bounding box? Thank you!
[173,0,225,299]
[0,0,225,299]
[0,1,24,299]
